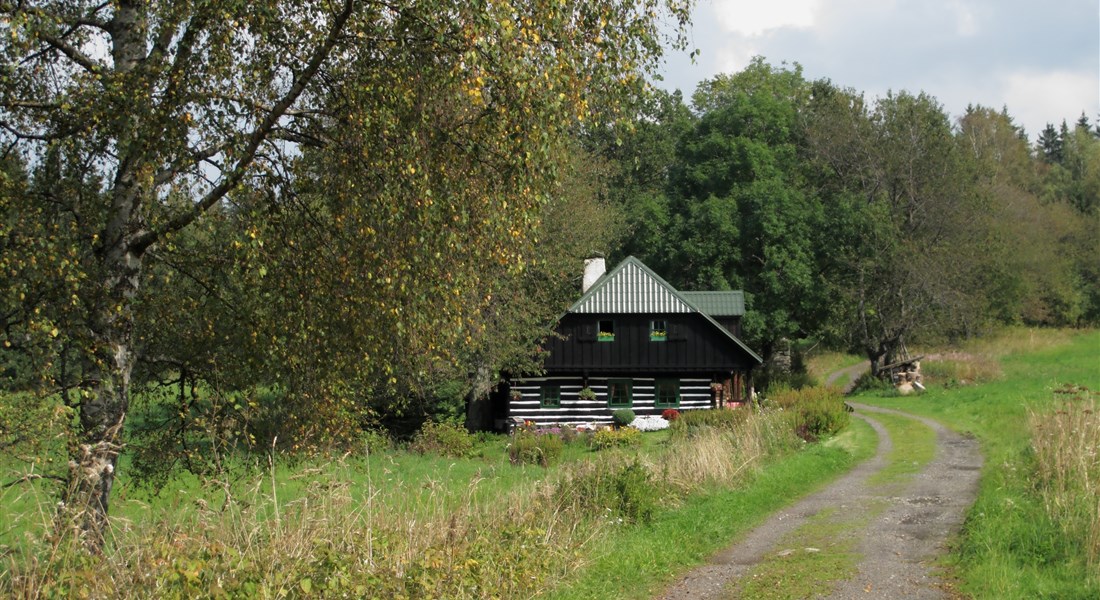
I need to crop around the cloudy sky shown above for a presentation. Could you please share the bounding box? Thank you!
[654,0,1099,141]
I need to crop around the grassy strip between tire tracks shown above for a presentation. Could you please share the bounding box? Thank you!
[545,417,878,599]
[726,410,938,599]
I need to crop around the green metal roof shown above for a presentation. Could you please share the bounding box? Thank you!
[679,291,745,317]
[569,257,694,314]
[567,257,762,364]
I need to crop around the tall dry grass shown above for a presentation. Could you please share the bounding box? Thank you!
[662,409,797,491]
[920,327,1079,387]
[1028,384,1100,570]
[2,409,800,598]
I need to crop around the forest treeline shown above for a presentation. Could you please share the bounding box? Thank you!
[0,0,1095,548]
[601,58,1098,377]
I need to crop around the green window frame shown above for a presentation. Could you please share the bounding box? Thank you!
[607,379,633,408]
[597,319,615,342]
[650,319,667,342]
[654,379,680,408]
[540,385,562,409]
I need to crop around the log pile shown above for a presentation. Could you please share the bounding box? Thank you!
[881,356,925,394]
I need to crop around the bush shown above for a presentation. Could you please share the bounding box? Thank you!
[408,420,474,457]
[669,408,746,438]
[769,386,850,442]
[849,370,891,394]
[508,430,564,467]
[611,408,636,427]
[555,459,663,524]
[361,428,392,454]
[612,461,660,523]
[591,427,641,450]
[560,425,577,444]
[661,408,680,421]
[578,387,597,401]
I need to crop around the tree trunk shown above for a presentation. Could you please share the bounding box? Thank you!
[464,364,495,432]
[63,215,145,551]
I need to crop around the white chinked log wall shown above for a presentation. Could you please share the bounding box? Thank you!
[508,377,712,426]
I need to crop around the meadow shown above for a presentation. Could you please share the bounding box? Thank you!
[1,384,851,598]
[2,327,1095,598]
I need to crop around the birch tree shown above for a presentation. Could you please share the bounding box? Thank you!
[0,0,690,549]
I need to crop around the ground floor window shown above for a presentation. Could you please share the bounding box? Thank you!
[607,379,633,407]
[655,378,680,408]
[540,385,562,408]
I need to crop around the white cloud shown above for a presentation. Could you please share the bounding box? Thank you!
[712,37,759,74]
[1002,69,1100,135]
[657,0,1099,140]
[712,0,820,37]
[948,0,979,36]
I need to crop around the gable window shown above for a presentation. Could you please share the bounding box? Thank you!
[597,320,615,342]
[607,379,632,407]
[655,379,680,408]
[650,319,667,341]
[540,385,562,409]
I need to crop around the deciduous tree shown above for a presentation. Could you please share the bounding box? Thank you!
[0,0,690,549]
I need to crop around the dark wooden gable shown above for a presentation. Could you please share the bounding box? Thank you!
[536,257,762,376]
[543,312,758,374]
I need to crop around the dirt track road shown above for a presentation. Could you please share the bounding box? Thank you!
[658,403,982,599]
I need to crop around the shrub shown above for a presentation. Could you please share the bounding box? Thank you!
[408,420,474,457]
[669,408,746,438]
[661,408,680,421]
[849,370,891,394]
[769,386,850,442]
[361,428,392,454]
[554,459,663,524]
[611,408,636,427]
[578,387,597,401]
[611,461,660,523]
[560,426,577,444]
[508,430,564,467]
[591,427,641,450]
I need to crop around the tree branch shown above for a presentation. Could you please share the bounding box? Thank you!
[35,30,102,74]
[152,142,228,186]
[132,0,356,253]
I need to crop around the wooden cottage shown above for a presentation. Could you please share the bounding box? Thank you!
[505,256,763,426]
